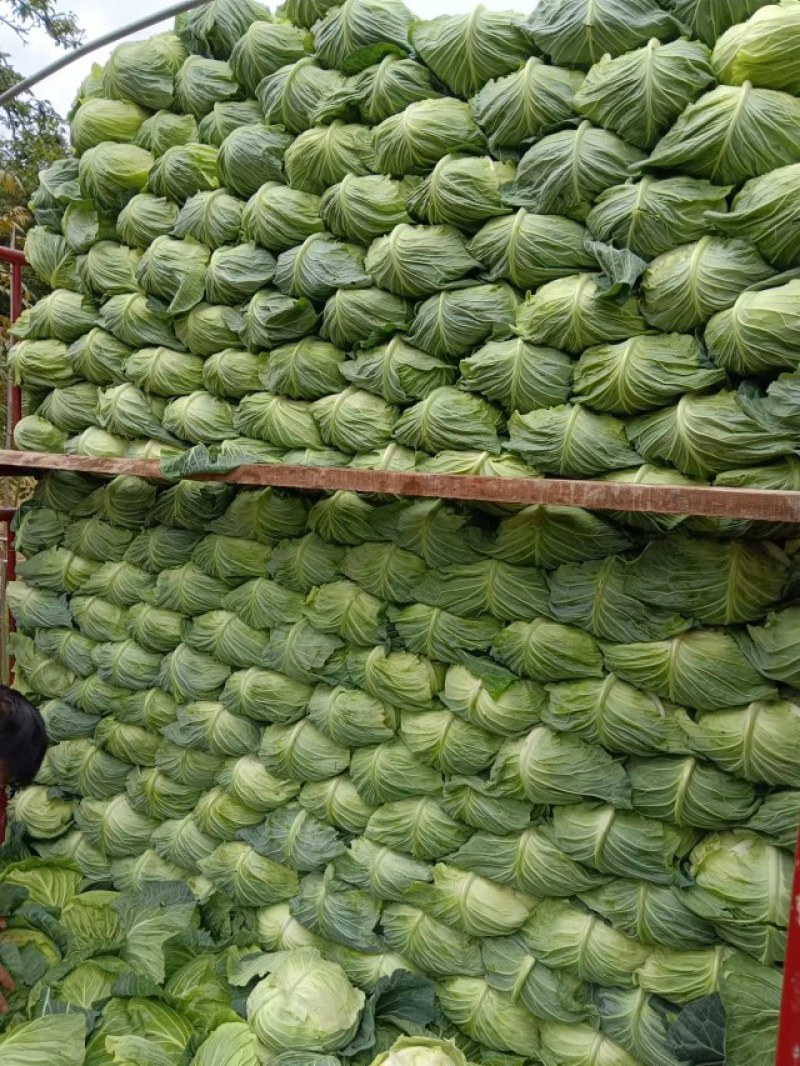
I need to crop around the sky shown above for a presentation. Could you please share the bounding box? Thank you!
[2,0,522,118]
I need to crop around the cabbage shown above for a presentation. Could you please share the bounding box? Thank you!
[0,1015,86,1066]
[12,291,97,347]
[644,83,800,185]
[125,346,205,398]
[471,211,595,289]
[147,143,220,202]
[176,0,269,59]
[603,629,776,712]
[624,535,789,625]
[135,109,199,154]
[539,1022,640,1066]
[96,382,172,443]
[408,284,518,360]
[371,1036,468,1066]
[442,661,544,738]
[581,879,716,953]
[136,235,210,315]
[516,274,646,354]
[320,174,412,245]
[63,199,117,253]
[399,390,505,456]
[10,339,77,390]
[78,142,154,209]
[374,98,485,175]
[22,227,80,289]
[238,289,320,350]
[321,286,412,348]
[29,157,81,229]
[714,2,800,93]
[436,976,540,1055]
[200,841,300,905]
[320,55,443,125]
[628,390,799,477]
[587,176,729,260]
[230,20,313,93]
[100,292,182,349]
[719,953,781,1066]
[391,602,501,662]
[244,803,344,872]
[710,162,800,269]
[629,756,759,830]
[683,699,800,787]
[509,405,639,477]
[482,936,590,1024]
[705,279,800,374]
[641,237,776,331]
[217,123,294,198]
[198,99,264,145]
[275,233,369,302]
[365,223,477,298]
[246,948,365,1052]
[104,33,187,110]
[576,39,714,150]
[117,193,181,249]
[79,240,142,296]
[503,124,646,220]
[174,56,242,119]
[285,121,375,194]
[71,98,149,154]
[202,348,266,397]
[314,0,413,71]
[452,823,608,898]
[411,9,531,98]
[382,903,483,976]
[573,334,724,415]
[490,724,631,806]
[9,784,76,838]
[258,57,346,133]
[527,0,681,67]
[471,56,584,151]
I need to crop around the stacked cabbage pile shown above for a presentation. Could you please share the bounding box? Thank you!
[2,469,795,1064]
[12,0,800,488]
[0,855,449,1066]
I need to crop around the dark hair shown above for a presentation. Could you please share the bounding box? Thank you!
[0,686,47,788]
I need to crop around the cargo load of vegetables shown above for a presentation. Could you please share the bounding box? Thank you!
[3,0,800,1061]
[1,467,795,1064]
[10,0,800,492]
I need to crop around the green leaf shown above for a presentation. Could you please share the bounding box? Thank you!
[667,994,725,1066]
[0,1014,86,1066]
[113,884,197,983]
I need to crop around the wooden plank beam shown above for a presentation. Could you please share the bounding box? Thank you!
[1,449,799,523]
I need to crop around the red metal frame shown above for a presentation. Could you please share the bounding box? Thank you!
[778,843,800,1066]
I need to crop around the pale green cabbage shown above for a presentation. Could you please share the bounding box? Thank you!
[644,83,800,185]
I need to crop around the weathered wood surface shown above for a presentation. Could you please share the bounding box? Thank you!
[1,449,799,522]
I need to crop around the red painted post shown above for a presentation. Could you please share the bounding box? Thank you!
[778,827,800,1066]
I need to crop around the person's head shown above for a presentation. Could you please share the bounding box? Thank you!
[0,687,47,790]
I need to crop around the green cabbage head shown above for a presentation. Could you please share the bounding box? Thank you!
[246,947,365,1054]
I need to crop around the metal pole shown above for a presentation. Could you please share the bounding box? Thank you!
[0,0,212,107]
